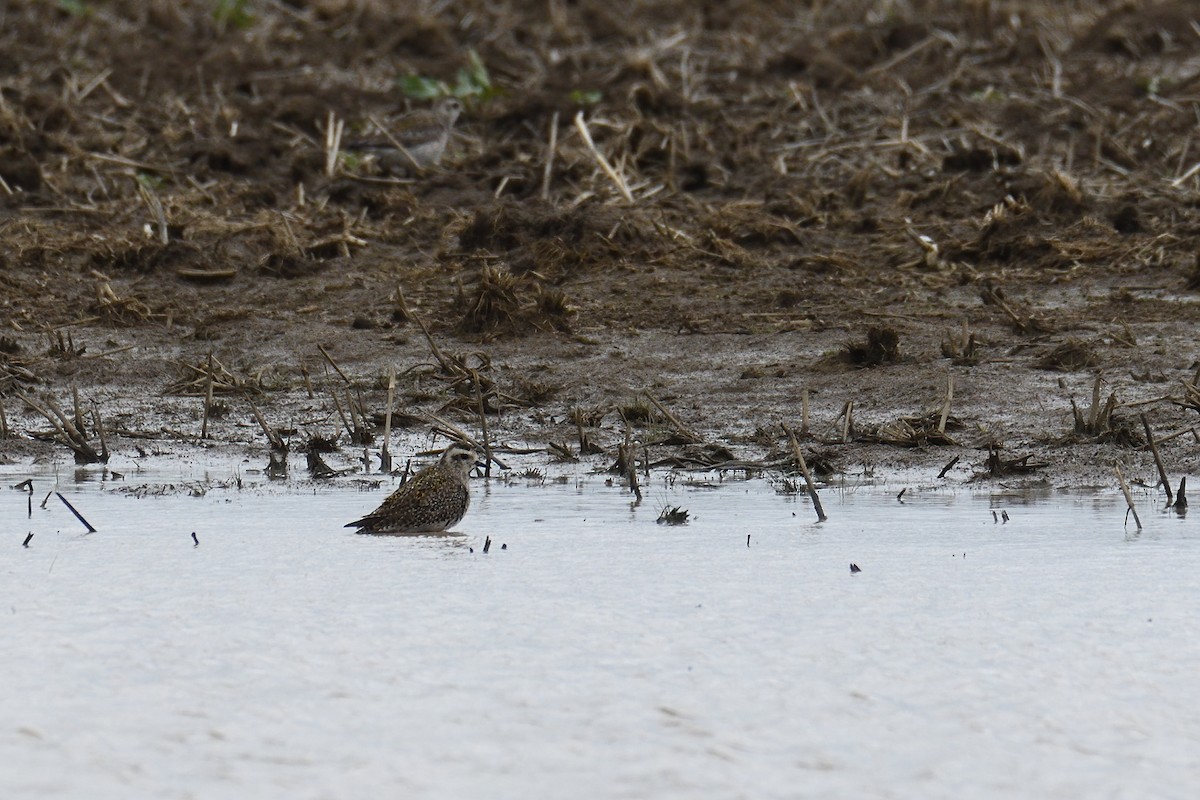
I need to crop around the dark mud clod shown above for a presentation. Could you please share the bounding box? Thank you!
[844,327,900,366]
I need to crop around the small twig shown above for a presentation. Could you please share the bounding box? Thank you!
[246,397,287,451]
[330,389,353,438]
[473,371,493,479]
[621,416,642,502]
[573,111,634,203]
[1139,413,1173,506]
[324,111,345,178]
[644,392,702,443]
[317,344,352,385]
[783,422,827,522]
[72,386,86,438]
[1114,464,1142,530]
[56,492,97,533]
[541,110,559,201]
[800,388,810,436]
[90,403,108,462]
[201,351,214,439]
[938,375,954,434]
[412,313,454,374]
[135,177,169,245]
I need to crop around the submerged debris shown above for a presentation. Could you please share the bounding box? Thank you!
[656,506,689,525]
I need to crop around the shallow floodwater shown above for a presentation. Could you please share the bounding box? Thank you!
[2,463,1198,799]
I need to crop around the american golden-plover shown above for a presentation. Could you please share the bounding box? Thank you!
[345,97,462,172]
[345,444,478,534]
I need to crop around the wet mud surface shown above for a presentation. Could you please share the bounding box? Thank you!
[3,1,1200,488]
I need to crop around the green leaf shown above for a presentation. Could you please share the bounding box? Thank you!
[569,89,602,105]
[398,75,447,99]
[56,0,91,16]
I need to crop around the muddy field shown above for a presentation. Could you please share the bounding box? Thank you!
[3,0,1200,488]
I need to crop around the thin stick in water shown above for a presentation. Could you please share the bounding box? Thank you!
[784,422,827,522]
[380,366,395,473]
[473,371,492,479]
[202,351,214,439]
[56,492,97,533]
[1139,412,1173,506]
[1114,464,1142,530]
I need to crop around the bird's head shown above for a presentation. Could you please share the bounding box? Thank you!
[440,443,480,477]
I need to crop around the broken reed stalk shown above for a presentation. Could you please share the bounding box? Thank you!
[300,361,314,398]
[541,110,559,201]
[473,372,493,479]
[246,397,286,451]
[72,386,86,438]
[89,403,109,462]
[330,388,353,438]
[201,351,215,439]
[136,177,169,245]
[938,375,954,435]
[380,366,395,473]
[56,492,97,533]
[783,423,827,522]
[1174,476,1188,511]
[621,417,642,501]
[644,392,702,444]
[1139,412,1173,506]
[324,111,344,178]
[0,402,8,439]
[800,388,810,436]
[841,400,854,443]
[413,313,455,375]
[572,111,634,203]
[317,344,352,385]
[346,388,363,442]
[418,410,509,471]
[1114,464,1142,530]
[17,390,104,463]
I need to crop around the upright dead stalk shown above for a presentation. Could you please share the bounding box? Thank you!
[1139,412,1172,506]
[1114,464,1142,530]
[784,422,827,522]
[541,110,560,201]
[380,366,395,473]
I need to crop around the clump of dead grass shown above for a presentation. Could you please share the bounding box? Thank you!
[1037,339,1099,371]
[843,326,900,366]
[457,265,574,338]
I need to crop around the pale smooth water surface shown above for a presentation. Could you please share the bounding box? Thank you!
[2,464,1198,799]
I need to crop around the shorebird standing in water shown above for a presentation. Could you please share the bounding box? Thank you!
[345,444,478,534]
[345,97,463,173]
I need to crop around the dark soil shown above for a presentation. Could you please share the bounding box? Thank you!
[3,0,1200,489]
